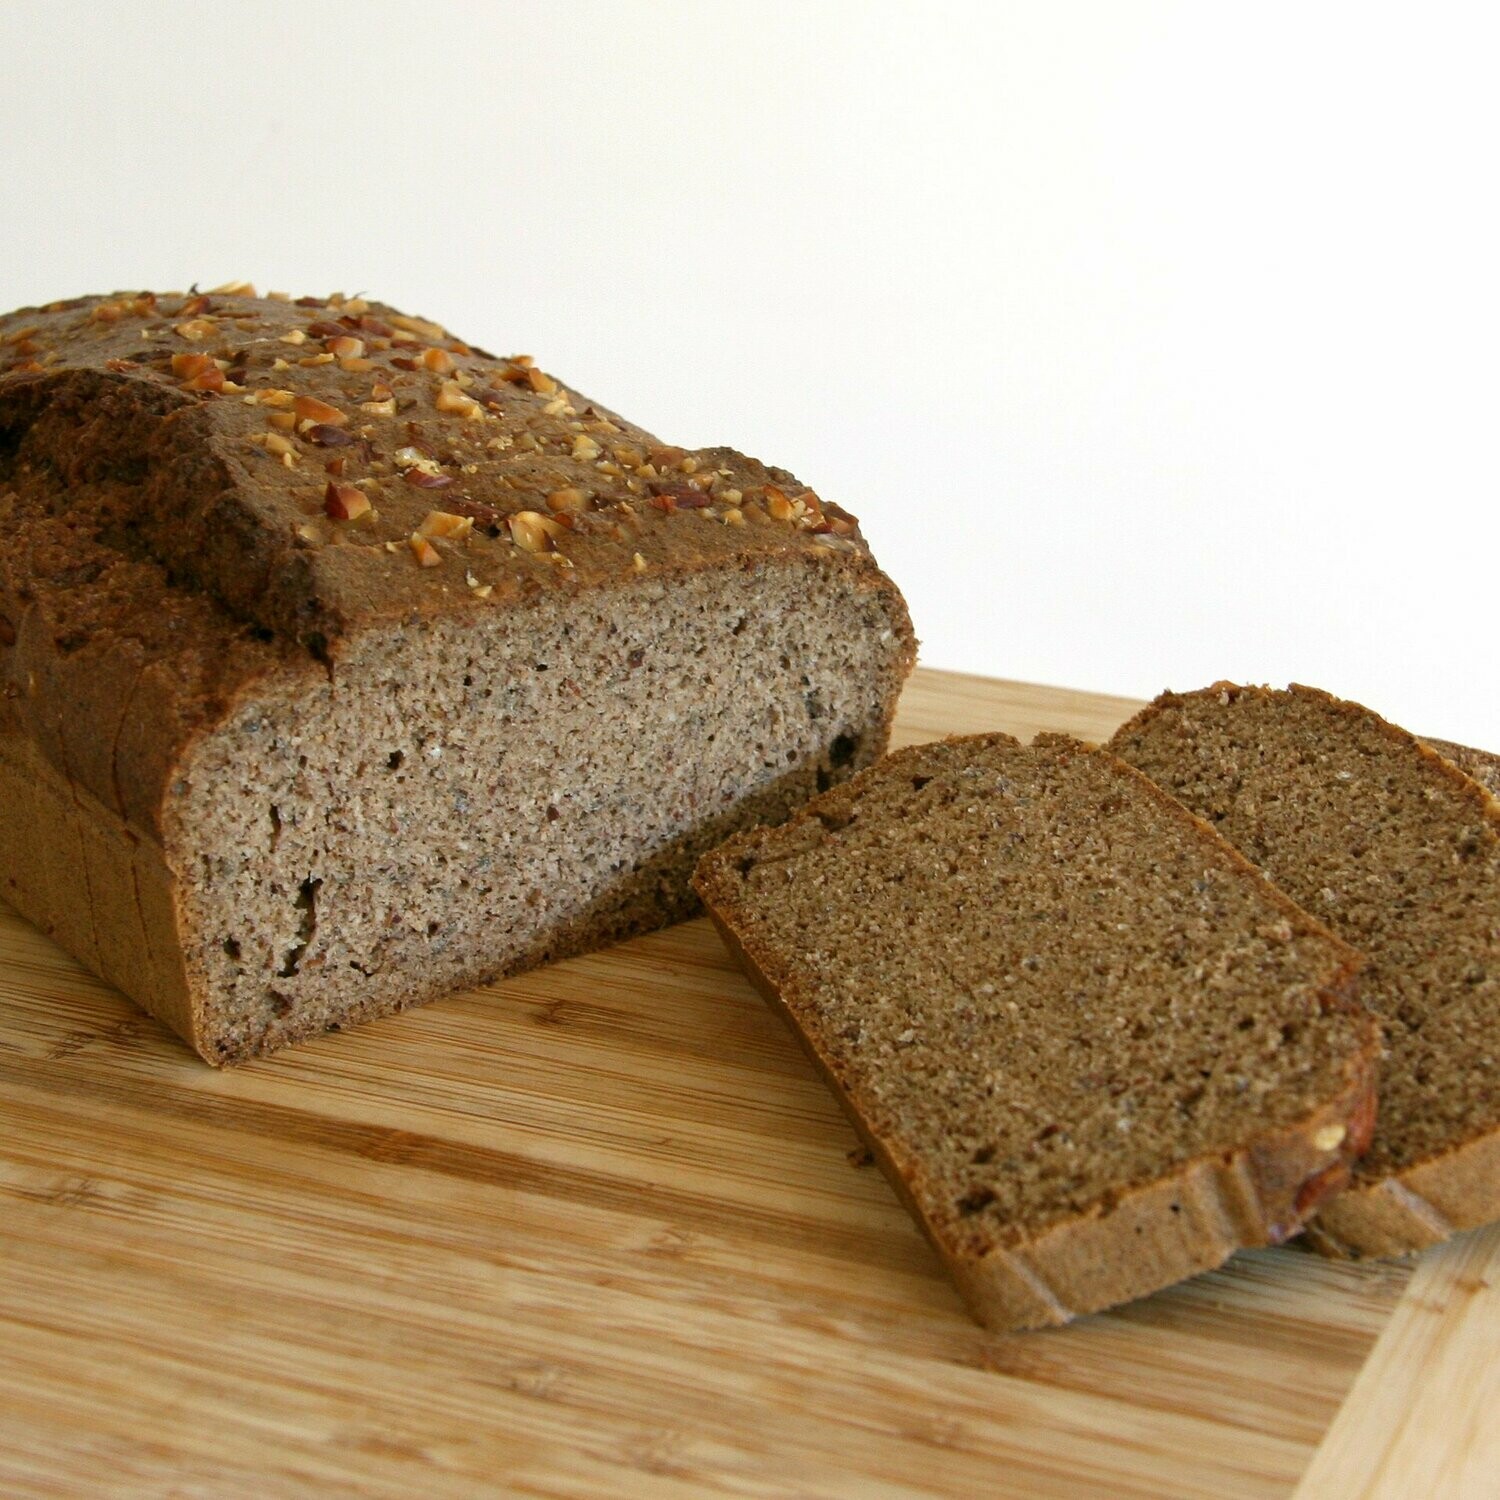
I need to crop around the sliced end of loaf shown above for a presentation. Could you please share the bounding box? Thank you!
[164,554,913,1063]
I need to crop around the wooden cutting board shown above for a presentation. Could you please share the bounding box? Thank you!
[1,668,1494,1500]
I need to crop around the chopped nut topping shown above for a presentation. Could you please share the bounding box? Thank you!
[326,335,365,359]
[419,347,455,374]
[178,294,214,317]
[723,507,745,526]
[103,357,139,373]
[246,387,295,406]
[417,509,474,539]
[408,532,443,567]
[279,328,307,345]
[267,411,298,431]
[509,510,564,552]
[389,312,448,341]
[293,394,348,426]
[171,351,215,379]
[181,365,226,393]
[1314,1123,1348,1152]
[546,487,588,514]
[174,318,217,341]
[339,356,376,372]
[402,468,454,489]
[259,432,297,457]
[342,297,370,315]
[393,444,437,472]
[360,397,398,417]
[435,380,483,419]
[472,583,494,599]
[208,281,256,296]
[571,434,601,461]
[632,552,648,572]
[765,485,796,522]
[298,352,336,366]
[324,481,371,521]
[526,367,558,395]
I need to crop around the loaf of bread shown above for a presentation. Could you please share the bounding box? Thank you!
[1113,685,1500,1257]
[694,733,1379,1330]
[0,287,914,1063]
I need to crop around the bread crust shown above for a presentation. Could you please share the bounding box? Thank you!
[1114,685,1500,1260]
[696,734,1380,1330]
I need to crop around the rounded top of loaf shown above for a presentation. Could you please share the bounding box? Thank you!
[0,285,885,651]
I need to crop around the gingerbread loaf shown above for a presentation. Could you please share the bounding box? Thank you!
[0,286,914,1063]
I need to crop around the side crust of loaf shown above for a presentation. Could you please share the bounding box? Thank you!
[696,734,1380,1330]
[1113,685,1500,1260]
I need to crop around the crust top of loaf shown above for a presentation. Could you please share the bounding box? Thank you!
[0,288,881,650]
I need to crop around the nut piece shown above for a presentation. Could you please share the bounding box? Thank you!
[246,387,295,407]
[1313,1123,1348,1153]
[324,481,371,521]
[419,347,455,374]
[509,511,564,553]
[546,487,588,514]
[174,318,217,341]
[389,312,449,341]
[632,551,648,573]
[417,510,474,540]
[764,485,796,522]
[408,532,443,567]
[208,281,256,296]
[293,394,348,426]
[571,434,601,461]
[435,380,483,419]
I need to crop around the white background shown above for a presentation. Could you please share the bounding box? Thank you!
[3,1,1497,744]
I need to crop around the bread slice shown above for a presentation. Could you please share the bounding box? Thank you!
[1426,738,1500,801]
[1113,685,1500,1257]
[0,288,914,1063]
[693,733,1378,1330]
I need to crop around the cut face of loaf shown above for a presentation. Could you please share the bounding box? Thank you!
[694,734,1379,1332]
[171,562,908,1060]
[1113,685,1500,1257]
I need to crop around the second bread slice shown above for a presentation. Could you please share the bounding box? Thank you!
[694,733,1379,1330]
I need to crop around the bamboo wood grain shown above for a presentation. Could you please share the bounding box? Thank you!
[0,669,1443,1499]
[1293,1221,1500,1499]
